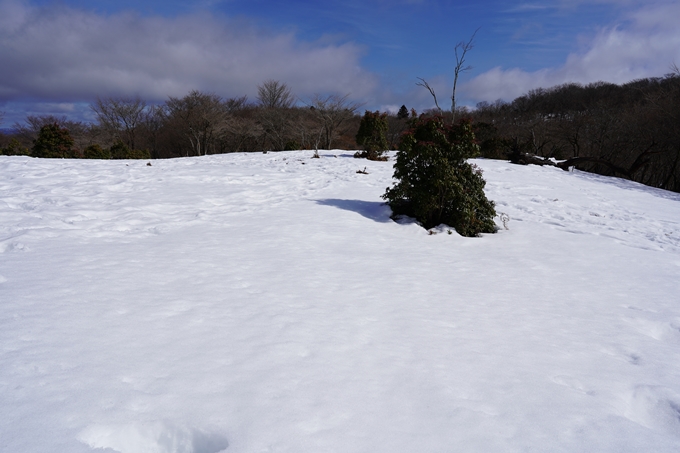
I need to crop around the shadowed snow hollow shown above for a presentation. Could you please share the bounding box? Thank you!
[77,422,228,453]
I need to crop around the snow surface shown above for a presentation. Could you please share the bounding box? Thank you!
[1,151,680,453]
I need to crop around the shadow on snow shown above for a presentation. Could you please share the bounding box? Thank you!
[315,199,393,223]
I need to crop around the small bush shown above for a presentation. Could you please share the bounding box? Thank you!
[355,110,388,161]
[109,141,129,159]
[109,141,150,159]
[284,140,300,151]
[382,115,496,237]
[1,138,30,156]
[127,148,151,159]
[83,144,111,159]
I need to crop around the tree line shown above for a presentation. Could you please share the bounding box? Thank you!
[469,70,680,192]
[0,81,410,159]
[2,74,680,194]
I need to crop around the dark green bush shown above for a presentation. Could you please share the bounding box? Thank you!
[1,138,30,156]
[355,110,388,160]
[109,141,150,159]
[83,144,111,159]
[109,142,129,159]
[126,148,151,159]
[284,140,300,151]
[32,123,78,158]
[382,115,497,236]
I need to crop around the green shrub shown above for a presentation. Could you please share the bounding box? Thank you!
[109,141,129,159]
[382,115,496,237]
[83,144,111,159]
[355,110,388,160]
[284,140,300,151]
[32,123,78,158]
[109,141,150,159]
[126,148,151,159]
[1,138,30,156]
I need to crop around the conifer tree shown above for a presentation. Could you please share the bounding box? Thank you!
[355,110,388,160]
[32,123,77,158]
[383,115,496,236]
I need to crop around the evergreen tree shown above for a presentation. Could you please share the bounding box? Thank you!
[397,105,409,119]
[32,123,77,158]
[355,110,388,160]
[383,115,496,236]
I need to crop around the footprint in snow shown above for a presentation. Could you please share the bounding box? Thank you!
[78,421,228,453]
[623,385,680,436]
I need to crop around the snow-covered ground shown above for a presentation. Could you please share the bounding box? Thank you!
[1,151,680,453]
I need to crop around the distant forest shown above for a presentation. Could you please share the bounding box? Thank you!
[1,74,680,193]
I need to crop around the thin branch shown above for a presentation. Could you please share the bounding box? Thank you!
[671,62,680,76]
[416,77,441,112]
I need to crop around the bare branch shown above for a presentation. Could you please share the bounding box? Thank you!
[671,62,680,77]
[416,77,441,112]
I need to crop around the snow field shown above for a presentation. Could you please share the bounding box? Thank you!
[1,151,680,452]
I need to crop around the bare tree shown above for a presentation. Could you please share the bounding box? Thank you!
[91,96,147,149]
[165,90,230,156]
[308,94,362,150]
[416,28,479,123]
[451,28,479,123]
[257,80,295,109]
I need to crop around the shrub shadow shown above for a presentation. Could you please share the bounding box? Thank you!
[316,198,392,223]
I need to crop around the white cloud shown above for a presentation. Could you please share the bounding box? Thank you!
[465,1,680,103]
[0,0,377,103]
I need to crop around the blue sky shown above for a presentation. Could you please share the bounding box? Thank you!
[1,0,679,125]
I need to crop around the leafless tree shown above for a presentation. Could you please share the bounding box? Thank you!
[91,96,147,149]
[308,94,362,149]
[451,28,479,123]
[257,80,295,109]
[416,28,479,123]
[257,107,292,151]
[165,90,230,156]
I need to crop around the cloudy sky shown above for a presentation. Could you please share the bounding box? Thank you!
[1,0,679,125]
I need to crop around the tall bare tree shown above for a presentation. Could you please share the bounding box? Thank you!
[91,96,147,149]
[416,28,479,123]
[165,90,229,156]
[308,94,361,149]
[257,80,295,109]
[450,28,479,123]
